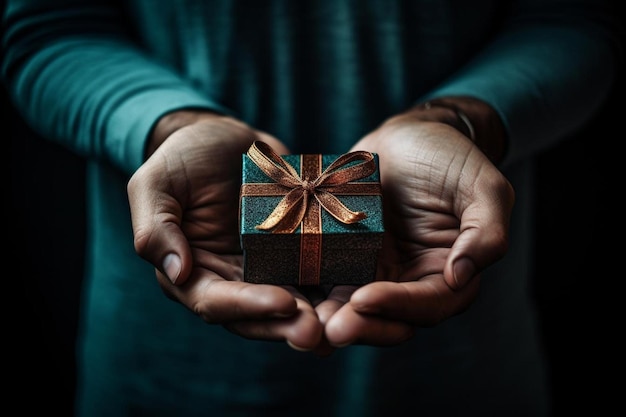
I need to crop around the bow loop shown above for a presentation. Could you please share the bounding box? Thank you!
[247,141,303,188]
[315,150,378,187]
[247,141,376,233]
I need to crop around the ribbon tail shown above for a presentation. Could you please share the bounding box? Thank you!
[255,188,308,233]
[315,190,367,224]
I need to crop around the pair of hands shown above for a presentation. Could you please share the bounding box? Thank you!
[127,104,514,357]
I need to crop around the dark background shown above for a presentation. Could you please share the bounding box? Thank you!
[6,13,623,416]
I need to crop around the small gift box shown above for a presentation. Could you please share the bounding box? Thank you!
[239,141,384,286]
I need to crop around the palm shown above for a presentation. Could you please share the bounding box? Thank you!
[372,125,467,284]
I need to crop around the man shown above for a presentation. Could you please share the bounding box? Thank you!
[3,1,622,415]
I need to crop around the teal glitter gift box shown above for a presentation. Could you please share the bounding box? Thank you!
[239,141,384,286]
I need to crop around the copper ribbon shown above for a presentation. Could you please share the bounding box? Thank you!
[241,141,381,285]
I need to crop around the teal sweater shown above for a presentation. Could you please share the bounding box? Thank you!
[3,1,621,416]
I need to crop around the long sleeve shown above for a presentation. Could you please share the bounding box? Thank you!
[3,0,623,172]
[5,2,623,416]
[423,0,623,167]
[2,0,231,175]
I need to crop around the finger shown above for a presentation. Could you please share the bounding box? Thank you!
[158,269,299,322]
[446,174,514,289]
[308,285,357,356]
[349,277,480,326]
[314,285,356,320]
[325,276,480,346]
[225,297,324,351]
[128,156,193,285]
[324,304,415,347]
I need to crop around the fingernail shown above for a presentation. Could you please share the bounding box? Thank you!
[163,253,181,284]
[286,340,312,352]
[452,257,475,288]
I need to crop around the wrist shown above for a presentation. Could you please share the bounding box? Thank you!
[421,101,475,142]
[147,109,223,158]
[411,97,507,165]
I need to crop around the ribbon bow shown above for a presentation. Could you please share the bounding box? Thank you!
[246,141,378,233]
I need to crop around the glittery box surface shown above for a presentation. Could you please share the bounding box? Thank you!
[240,151,384,286]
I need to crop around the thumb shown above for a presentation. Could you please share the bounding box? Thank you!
[445,226,508,290]
[445,188,514,290]
[127,170,193,286]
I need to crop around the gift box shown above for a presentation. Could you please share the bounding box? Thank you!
[239,141,384,286]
